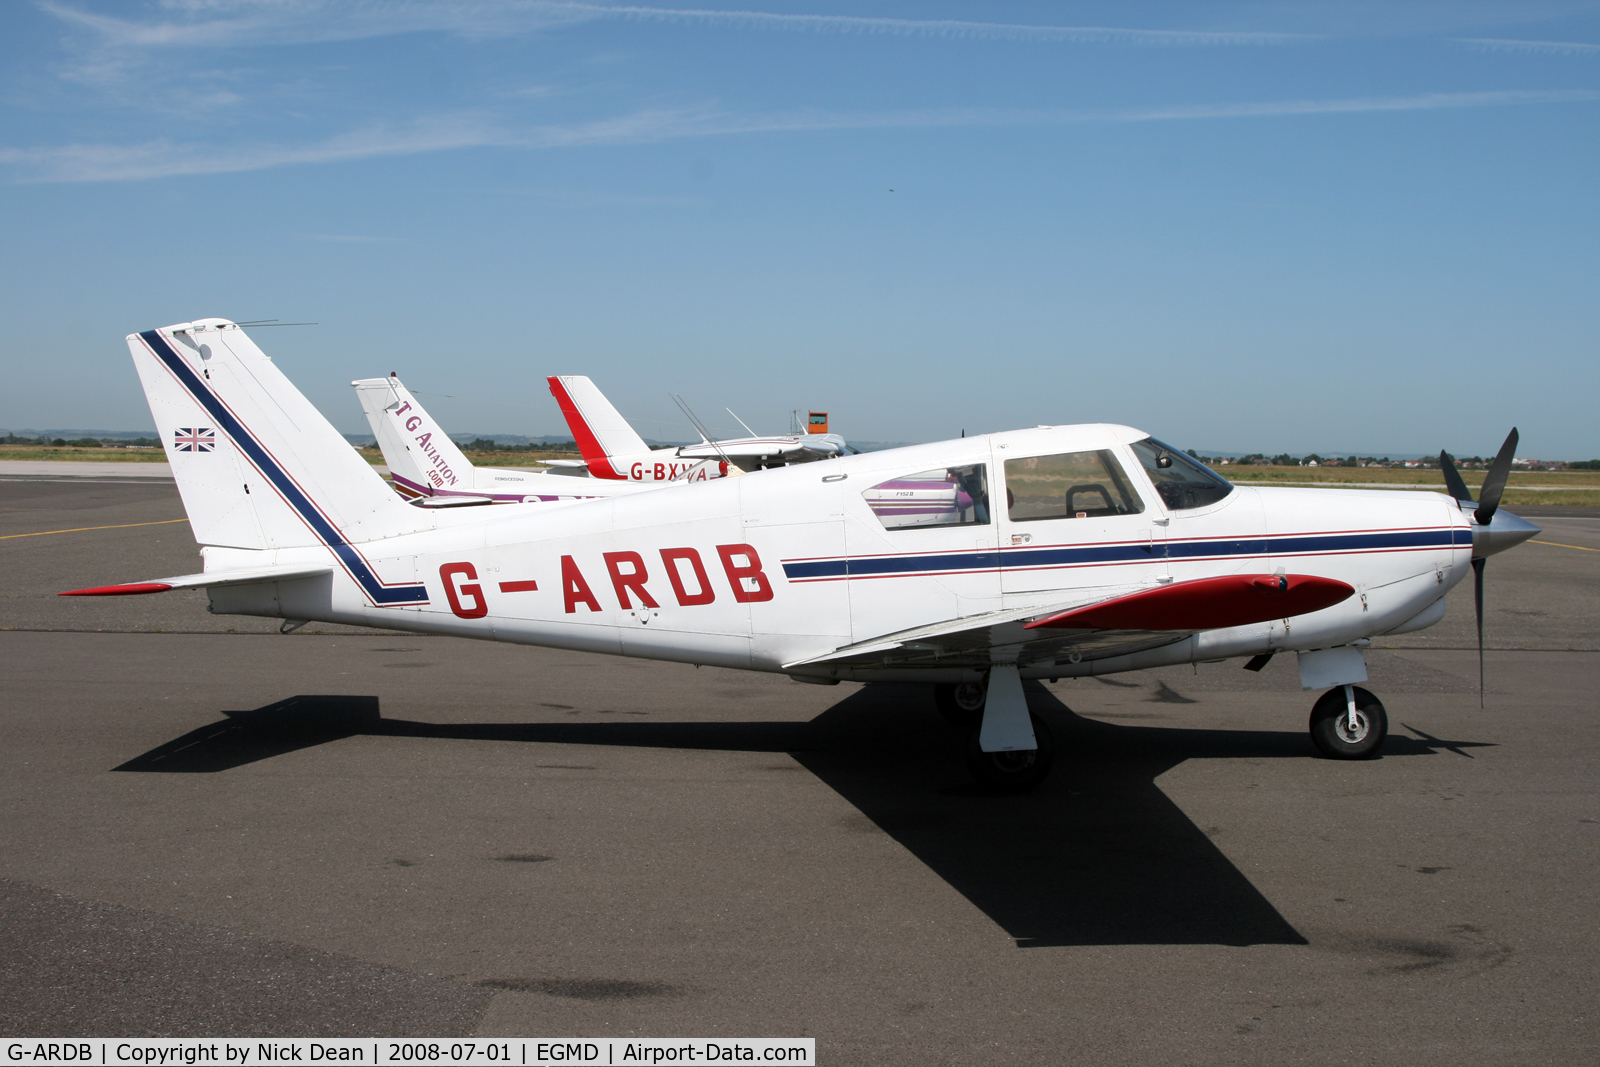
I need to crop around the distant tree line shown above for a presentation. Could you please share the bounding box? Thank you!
[1183,451,1598,471]
[2,433,162,448]
[459,438,580,452]
[1187,451,1436,468]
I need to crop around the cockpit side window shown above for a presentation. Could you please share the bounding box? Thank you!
[863,463,991,530]
[1004,450,1145,521]
[1129,437,1234,511]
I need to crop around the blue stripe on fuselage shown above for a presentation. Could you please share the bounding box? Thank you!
[140,330,427,606]
[781,527,1467,581]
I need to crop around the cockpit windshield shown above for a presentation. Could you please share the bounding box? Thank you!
[1129,438,1233,511]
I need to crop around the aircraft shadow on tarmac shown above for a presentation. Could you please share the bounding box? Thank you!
[114,684,1492,950]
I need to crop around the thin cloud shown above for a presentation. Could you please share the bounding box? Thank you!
[592,6,1308,46]
[0,111,503,182]
[1099,88,1599,122]
[4,90,1592,183]
[297,232,411,243]
[1451,37,1600,57]
[39,1,1311,50]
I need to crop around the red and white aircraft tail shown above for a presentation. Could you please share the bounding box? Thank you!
[547,374,842,482]
[547,374,654,479]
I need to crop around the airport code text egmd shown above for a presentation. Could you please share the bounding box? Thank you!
[5,1042,815,1067]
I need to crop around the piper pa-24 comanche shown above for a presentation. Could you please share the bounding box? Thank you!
[64,319,1540,791]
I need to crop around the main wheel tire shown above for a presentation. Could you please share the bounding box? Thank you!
[965,713,1055,793]
[1309,685,1388,760]
[934,680,988,729]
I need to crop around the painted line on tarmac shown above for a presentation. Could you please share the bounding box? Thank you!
[0,518,186,540]
[1529,539,1600,552]
[1376,645,1600,652]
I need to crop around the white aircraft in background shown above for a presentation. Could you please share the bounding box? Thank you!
[547,374,847,482]
[66,318,1539,793]
[352,374,663,507]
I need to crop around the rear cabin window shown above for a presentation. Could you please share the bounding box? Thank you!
[864,464,991,530]
[1004,450,1145,521]
[1129,437,1234,510]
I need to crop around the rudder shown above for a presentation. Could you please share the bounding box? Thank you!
[130,321,431,599]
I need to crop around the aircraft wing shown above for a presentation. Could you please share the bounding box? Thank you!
[60,563,334,596]
[783,573,1351,671]
[678,439,792,460]
[678,434,847,461]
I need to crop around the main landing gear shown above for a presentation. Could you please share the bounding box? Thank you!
[934,673,1055,794]
[935,676,1387,789]
[933,681,987,729]
[1309,684,1388,760]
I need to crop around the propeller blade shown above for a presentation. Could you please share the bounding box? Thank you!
[1473,556,1486,708]
[1475,428,1519,526]
[1439,450,1474,503]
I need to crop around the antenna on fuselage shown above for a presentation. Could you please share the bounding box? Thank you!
[726,408,759,437]
[670,393,736,471]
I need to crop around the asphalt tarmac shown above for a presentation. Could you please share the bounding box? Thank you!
[2,477,1597,1064]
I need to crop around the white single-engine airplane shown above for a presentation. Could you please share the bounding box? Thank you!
[65,319,1540,791]
[548,374,847,482]
[352,374,671,507]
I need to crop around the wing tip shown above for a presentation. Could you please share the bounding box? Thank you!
[59,582,174,597]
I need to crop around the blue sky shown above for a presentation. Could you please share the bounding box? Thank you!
[1,2,1597,457]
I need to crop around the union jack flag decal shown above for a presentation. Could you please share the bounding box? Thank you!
[173,427,216,452]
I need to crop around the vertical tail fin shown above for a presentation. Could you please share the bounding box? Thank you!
[352,374,476,499]
[547,375,650,478]
[130,320,430,603]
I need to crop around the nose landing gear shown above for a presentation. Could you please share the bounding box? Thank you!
[1309,684,1388,759]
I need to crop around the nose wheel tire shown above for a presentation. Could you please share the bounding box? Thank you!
[965,713,1055,793]
[1309,685,1388,760]
[935,680,988,729]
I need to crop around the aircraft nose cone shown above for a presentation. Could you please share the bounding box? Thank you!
[1472,509,1541,559]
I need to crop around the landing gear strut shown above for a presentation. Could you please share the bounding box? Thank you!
[1309,684,1388,759]
[965,713,1054,793]
[936,672,1055,792]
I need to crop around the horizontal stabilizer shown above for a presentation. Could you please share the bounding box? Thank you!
[60,563,333,596]
[409,495,496,508]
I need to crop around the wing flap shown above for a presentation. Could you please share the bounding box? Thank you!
[783,594,1141,671]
